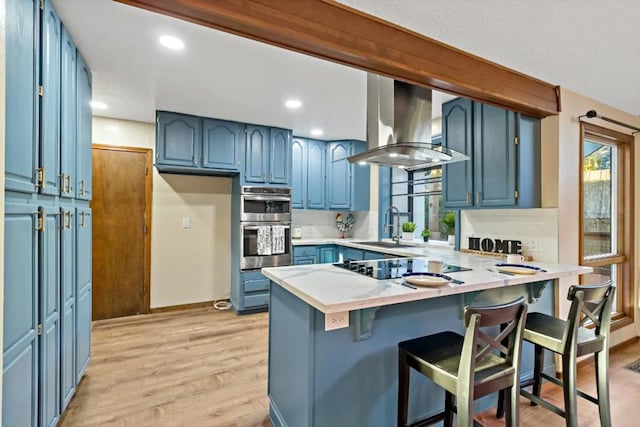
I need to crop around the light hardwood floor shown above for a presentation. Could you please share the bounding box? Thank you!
[60,308,640,426]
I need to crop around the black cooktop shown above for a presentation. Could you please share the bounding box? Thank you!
[333,257,472,280]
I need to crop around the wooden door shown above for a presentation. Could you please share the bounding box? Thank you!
[91,146,152,320]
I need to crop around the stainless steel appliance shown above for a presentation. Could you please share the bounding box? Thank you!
[239,186,292,270]
[333,257,471,279]
[240,186,291,222]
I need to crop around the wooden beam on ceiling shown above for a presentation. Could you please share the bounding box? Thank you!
[115,0,561,118]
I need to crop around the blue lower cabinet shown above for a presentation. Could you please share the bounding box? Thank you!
[319,246,337,263]
[294,256,316,265]
[363,251,386,260]
[237,270,270,313]
[344,248,364,262]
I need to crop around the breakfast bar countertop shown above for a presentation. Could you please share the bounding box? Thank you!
[262,250,592,314]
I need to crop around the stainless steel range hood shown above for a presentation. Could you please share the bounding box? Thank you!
[348,75,469,170]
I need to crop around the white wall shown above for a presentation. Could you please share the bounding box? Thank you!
[0,0,6,416]
[292,209,372,239]
[553,88,640,345]
[92,117,232,307]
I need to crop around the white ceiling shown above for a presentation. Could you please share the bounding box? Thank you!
[338,0,640,116]
[53,0,461,141]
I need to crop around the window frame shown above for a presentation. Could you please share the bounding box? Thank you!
[579,122,635,329]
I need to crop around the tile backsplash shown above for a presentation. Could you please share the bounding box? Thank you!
[292,210,373,239]
[460,208,558,262]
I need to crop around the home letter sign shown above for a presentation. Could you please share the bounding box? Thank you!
[468,237,522,254]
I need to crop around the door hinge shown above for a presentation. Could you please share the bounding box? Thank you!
[514,136,519,145]
[145,166,148,176]
[35,208,46,232]
[38,85,44,97]
[38,324,42,336]
[35,167,46,189]
[515,190,519,199]
[144,224,148,234]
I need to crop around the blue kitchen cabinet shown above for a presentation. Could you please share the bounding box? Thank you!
[319,246,337,263]
[363,250,386,260]
[291,138,306,208]
[5,0,39,194]
[327,141,352,209]
[442,98,474,208]
[76,53,92,200]
[3,201,39,427]
[60,205,76,411]
[350,140,370,211]
[236,270,270,313]
[40,208,61,427]
[269,127,291,184]
[294,256,316,265]
[307,140,327,209]
[156,112,202,168]
[293,246,318,265]
[244,125,269,183]
[344,248,364,262]
[75,206,92,379]
[41,0,62,196]
[202,118,243,171]
[60,28,77,199]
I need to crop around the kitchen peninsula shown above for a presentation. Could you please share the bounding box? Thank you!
[263,248,590,427]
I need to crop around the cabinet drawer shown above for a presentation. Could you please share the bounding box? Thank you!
[241,269,267,282]
[293,246,317,258]
[294,256,316,265]
[244,278,269,293]
[244,293,269,309]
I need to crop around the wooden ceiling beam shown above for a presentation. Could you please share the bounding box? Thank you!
[115,0,561,118]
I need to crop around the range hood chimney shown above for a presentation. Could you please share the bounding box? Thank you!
[348,74,469,170]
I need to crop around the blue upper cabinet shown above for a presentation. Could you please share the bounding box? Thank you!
[327,141,352,209]
[442,98,474,209]
[75,53,92,201]
[5,0,39,194]
[40,0,61,196]
[269,127,291,184]
[3,201,39,427]
[202,118,243,171]
[307,139,326,209]
[291,138,306,209]
[473,103,516,207]
[350,140,370,211]
[60,28,77,199]
[244,124,269,183]
[156,112,201,168]
[442,98,540,209]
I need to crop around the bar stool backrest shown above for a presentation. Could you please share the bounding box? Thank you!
[459,297,528,395]
[563,281,616,355]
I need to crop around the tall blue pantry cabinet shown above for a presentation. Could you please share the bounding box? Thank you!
[4,0,93,425]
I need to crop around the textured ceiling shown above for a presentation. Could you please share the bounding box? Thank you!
[337,0,640,116]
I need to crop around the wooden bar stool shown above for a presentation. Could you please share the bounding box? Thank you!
[398,297,528,427]
[519,282,615,427]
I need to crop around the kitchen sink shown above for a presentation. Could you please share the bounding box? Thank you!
[358,241,416,249]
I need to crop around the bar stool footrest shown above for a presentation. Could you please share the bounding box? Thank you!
[520,389,566,417]
[539,372,600,405]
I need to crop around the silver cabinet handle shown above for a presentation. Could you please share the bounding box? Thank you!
[476,191,482,204]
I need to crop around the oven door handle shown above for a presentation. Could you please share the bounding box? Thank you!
[242,195,291,202]
[243,225,291,231]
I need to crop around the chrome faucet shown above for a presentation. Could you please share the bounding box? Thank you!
[383,205,401,244]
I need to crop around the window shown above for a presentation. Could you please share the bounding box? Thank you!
[390,166,449,241]
[580,123,634,327]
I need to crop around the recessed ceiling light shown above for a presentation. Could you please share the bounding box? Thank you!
[91,101,108,110]
[311,129,324,136]
[285,99,302,109]
[389,153,399,158]
[159,35,185,50]
[358,161,367,166]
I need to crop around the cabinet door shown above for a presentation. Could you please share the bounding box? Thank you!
[244,125,269,183]
[442,98,473,208]
[76,53,92,200]
[319,246,337,263]
[60,28,77,199]
[156,112,201,168]
[41,0,61,196]
[291,138,306,209]
[3,201,39,427]
[307,139,326,209]
[269,127,291,184]
[60,206,76,411]
[473,103,516,207]
[5,0,39,194]
[40,208,61,427]
[327,142,352,209]
[294,256,316,265]
[515,114,542,208]
[75,207,92,379]
[202,118,242,171]
[350,140,371,211]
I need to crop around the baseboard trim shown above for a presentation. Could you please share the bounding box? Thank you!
[150,300,216,314]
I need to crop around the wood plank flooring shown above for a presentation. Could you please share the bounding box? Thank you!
[60,307,640,426]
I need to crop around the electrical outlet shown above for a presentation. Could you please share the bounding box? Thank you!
[182,217,191,229]
[325,311,349,331]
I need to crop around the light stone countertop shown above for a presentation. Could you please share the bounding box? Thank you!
[262,249,591,314]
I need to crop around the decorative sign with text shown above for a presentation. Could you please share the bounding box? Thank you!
[468,237,522,255]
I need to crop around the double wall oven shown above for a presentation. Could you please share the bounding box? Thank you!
[239,187,292,270]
